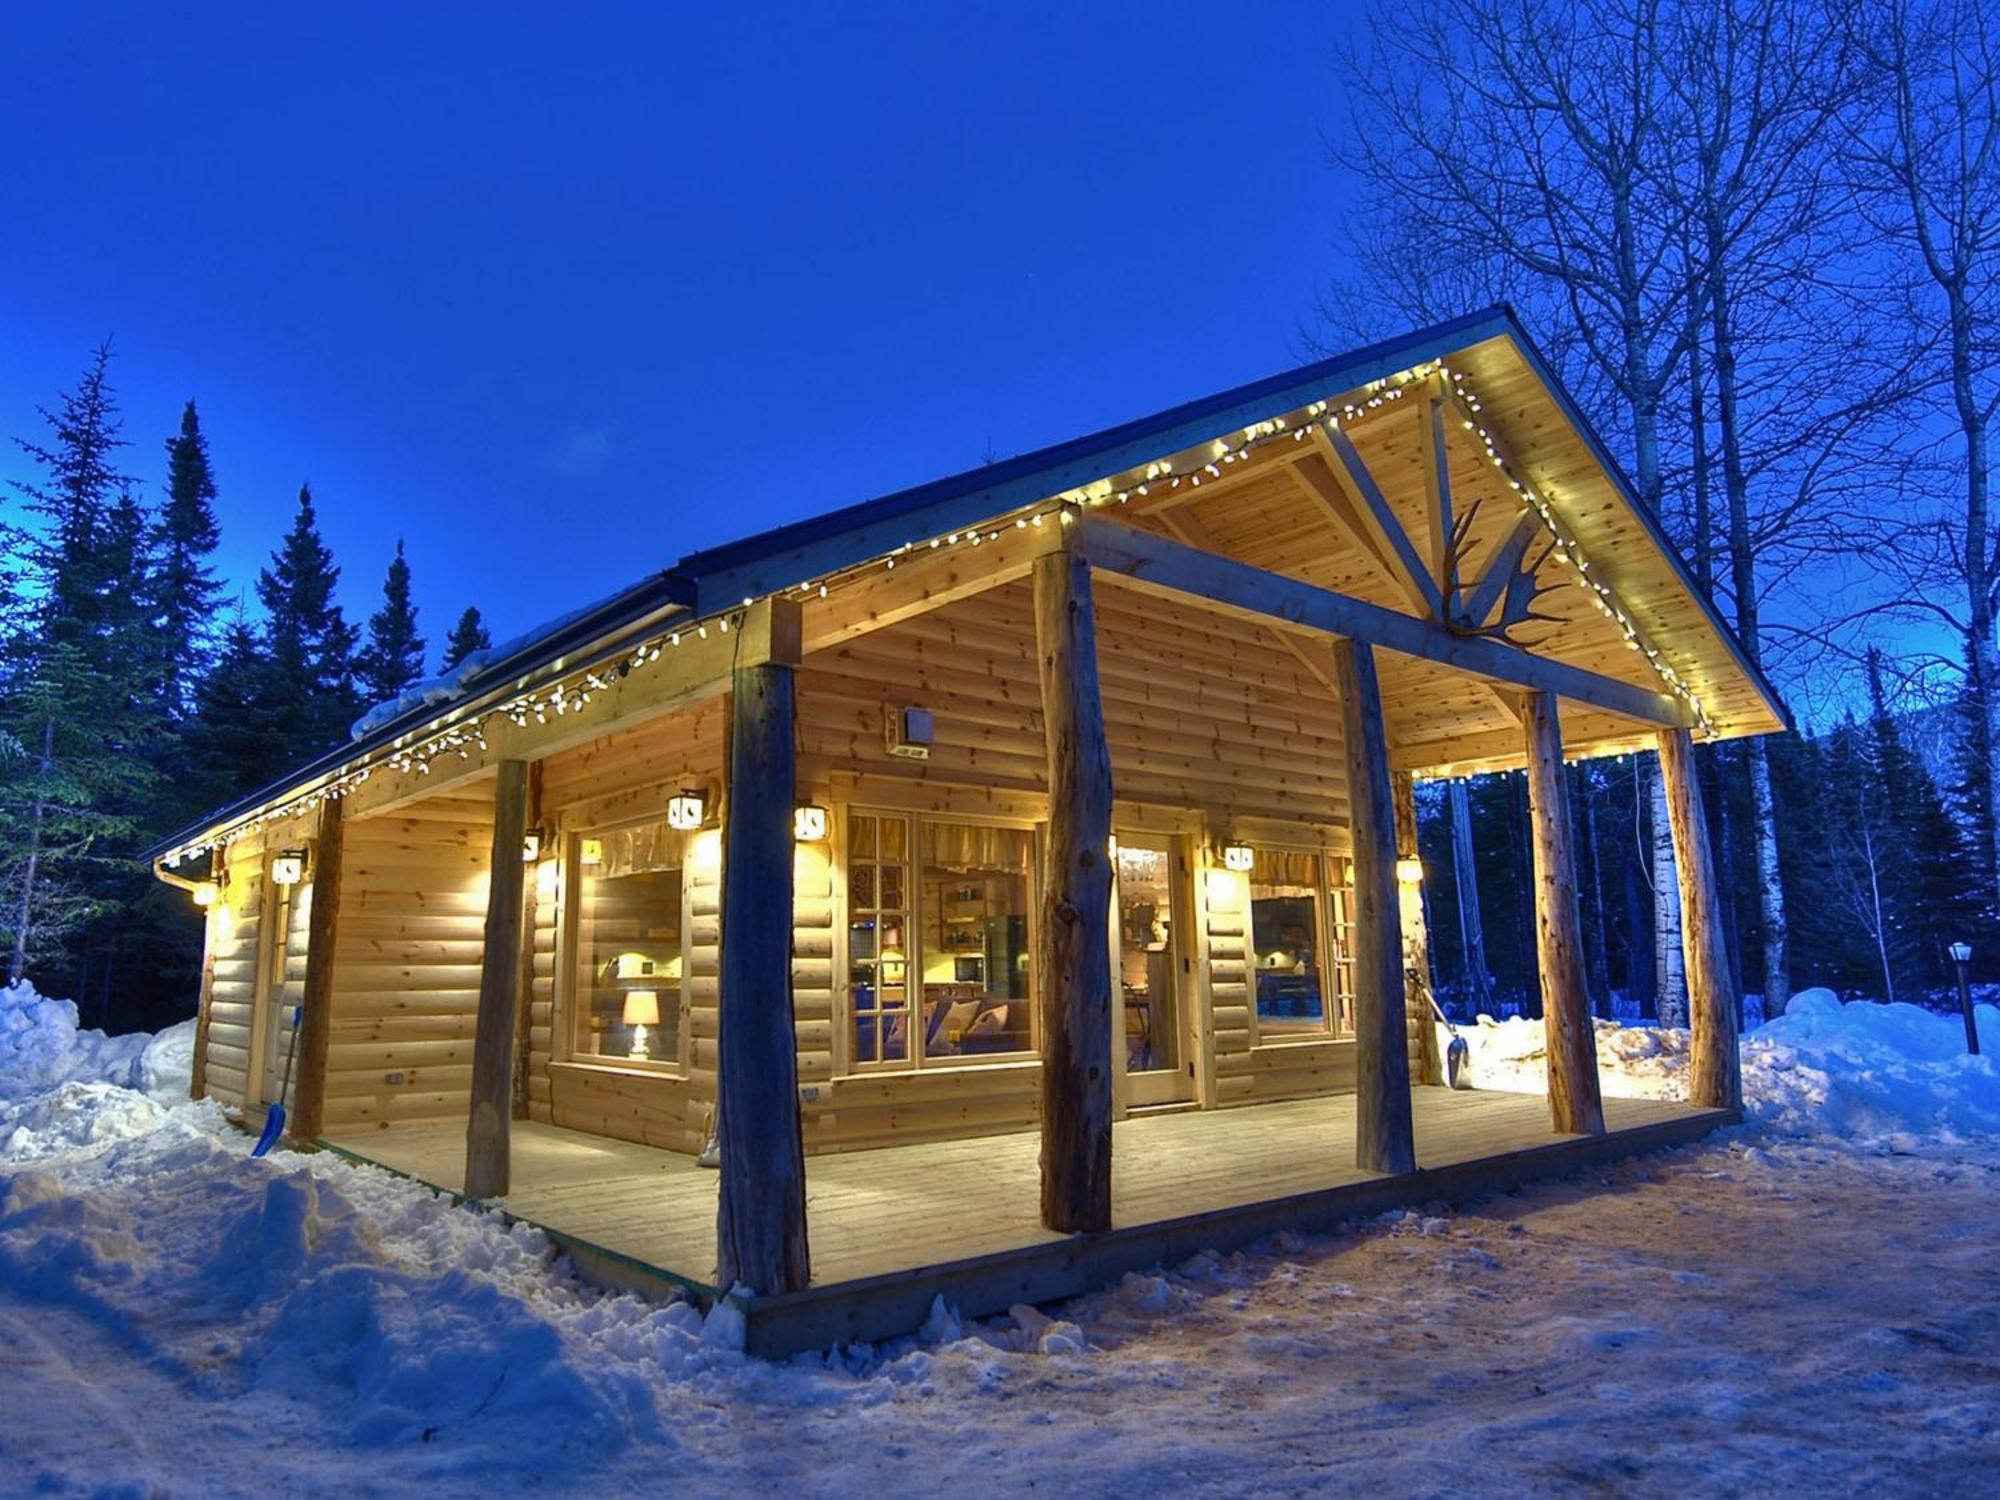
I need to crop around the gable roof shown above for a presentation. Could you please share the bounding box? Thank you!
[150,306,1786,863]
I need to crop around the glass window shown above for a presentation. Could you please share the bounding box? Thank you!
[570,821,684,1068]
[1116,838,1180,1074]
[919,820,1035,1060]
[1251,849,1328,1038]
[847,811,912,1066]
[1328,859,1356,1033]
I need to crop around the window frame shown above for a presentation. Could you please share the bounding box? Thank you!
[1246,844,1356,1047]
[557,813,692,1077]
[837,803,1043,1076]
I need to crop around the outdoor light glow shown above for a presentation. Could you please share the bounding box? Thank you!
[1396,857,1424,885]
[190,881,219,908]
[667,789,706,830]
[793,804,828,841]
[270,851,305,886]
[1223,844,1254,872]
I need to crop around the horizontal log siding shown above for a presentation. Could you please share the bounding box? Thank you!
[200,845,268,1108]
[320,792,496,1133]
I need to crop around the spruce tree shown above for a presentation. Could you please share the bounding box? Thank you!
[255,484,359,750]
[184,603,295,807]
[0,345,159,987]
[354,539,426,704]
[153,400,222,716]
[441,605,492,672]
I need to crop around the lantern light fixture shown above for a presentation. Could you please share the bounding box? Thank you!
[793,803,829,842]
[667,789,706,830]
[191,880,220,909]
[271,850,307,886]
[1396,857,1425,885]
[1950,940,1972,964]
[522,831,542,863]
[1222,843,1254,873]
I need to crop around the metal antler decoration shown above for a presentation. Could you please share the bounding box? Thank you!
[1443,499,1564,645]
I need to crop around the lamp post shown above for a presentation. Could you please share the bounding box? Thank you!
[1949,941,1978,1056]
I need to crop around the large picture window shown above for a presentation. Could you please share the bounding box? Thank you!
[569,820,684,1069]
[845,809,1035,1070]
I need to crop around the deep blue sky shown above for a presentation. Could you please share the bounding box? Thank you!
[2,4,1365,652]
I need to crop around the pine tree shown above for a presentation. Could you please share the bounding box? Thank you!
[441,605,492,673]
[0,345,160,986]
[255,484,359,751]
[183,603,294,808]
[354,539,426,703]
[153,400,222,716]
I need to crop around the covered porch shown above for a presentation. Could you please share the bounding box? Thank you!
[324,1087,1732,1356]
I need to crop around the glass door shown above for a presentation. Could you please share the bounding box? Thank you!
[1114,834,1194,1107]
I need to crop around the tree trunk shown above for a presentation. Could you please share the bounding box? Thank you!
[714,662,811,1295]
[1032,546,1116,1232]
[1334,638,1416,1174]
[1569,763,1614,1017]
[7,715,57,986]
[1394,772,1443,1087]
[1524,693,1605,1136]
[1448,779,1493,1009]
[1747,736,1787,1019]
[1649,759,1687,1026]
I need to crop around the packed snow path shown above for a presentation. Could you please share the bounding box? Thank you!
[3,983,1997,1497]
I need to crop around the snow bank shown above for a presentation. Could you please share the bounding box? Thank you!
[1445,985,2000,1149]
[0,980,193,1101]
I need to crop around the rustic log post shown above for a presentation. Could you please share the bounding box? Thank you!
[715,613,811,1295]
[188,848,222,1102]
[287,795,343,1145]
[1523,692,1605,1135]
[511,764,544,1123]
[1334,637,1416,1175]
[465,760,531,1199]
[1658,727,1743,1111]
[1393,771,1444,1087]
[1032,540,1116,1233]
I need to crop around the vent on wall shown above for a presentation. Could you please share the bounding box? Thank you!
[886,706,934,760]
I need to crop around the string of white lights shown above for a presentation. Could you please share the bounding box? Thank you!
[169,359,1704,862]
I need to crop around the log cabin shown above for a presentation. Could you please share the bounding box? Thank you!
[151,308,1783,1352]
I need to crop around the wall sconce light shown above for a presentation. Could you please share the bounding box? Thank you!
[793,804,829,842]
[521,831,542,863]
[1396,857,1425,885]
[580,837,604,866]
[667,789,706,830]
[1222,844,1255,873]
[191,880,220,908]
[271,850,307,886]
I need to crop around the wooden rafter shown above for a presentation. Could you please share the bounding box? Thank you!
[1416,379,1457,622]
[1153,507,1343,699]
[1308,429,1443,620]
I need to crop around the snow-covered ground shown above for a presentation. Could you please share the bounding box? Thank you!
[3,981,1997,1498]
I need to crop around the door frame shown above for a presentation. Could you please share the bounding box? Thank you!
[1111,829,1205,1111]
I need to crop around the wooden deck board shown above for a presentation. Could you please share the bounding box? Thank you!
[324,1088,1725,1350]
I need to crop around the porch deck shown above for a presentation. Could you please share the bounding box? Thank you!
[322,1089,1732,1356]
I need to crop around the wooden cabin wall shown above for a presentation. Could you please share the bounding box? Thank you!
[320,790,496,1134]
[197,843,267,1109]
[531,700,725,1155]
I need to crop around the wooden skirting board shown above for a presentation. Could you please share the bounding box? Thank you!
[321,1088,1736,1359]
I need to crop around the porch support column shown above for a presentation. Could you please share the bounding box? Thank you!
[287,795,343,1146]
[1523,692,1605,1136]
[1393,771,1444,1087]
[465,759,530,1200]
[1032,539,1116,1234]
[1658,727,1742,1111]
[1334,637,1416,1175]
[715,612,811,1295]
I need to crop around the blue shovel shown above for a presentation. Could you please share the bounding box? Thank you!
[251,1005,304,1157]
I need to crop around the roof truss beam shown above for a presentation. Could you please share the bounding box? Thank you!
[1069,514,1690,729]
